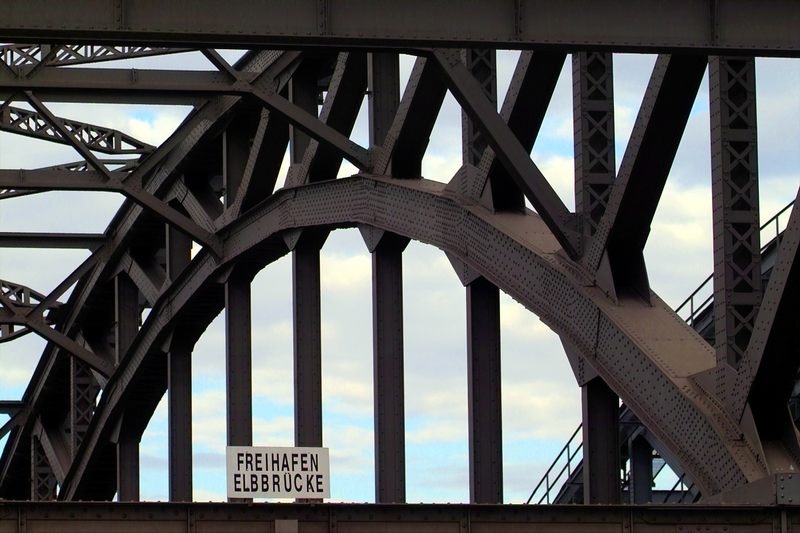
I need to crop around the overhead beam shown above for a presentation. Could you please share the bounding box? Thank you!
[0,1,799,54]
[0,44,188,68]
[0,232,106,250]
[0,68,238,104]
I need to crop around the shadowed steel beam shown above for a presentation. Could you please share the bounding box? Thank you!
[1,0,799,54]
[629,435,653,504]
[0,401,24,415]
[586,54,707,297]
[250,84,371,172]
[225,277,252,447]
[469,50,565,211]
[0,68,238,104]
[574,52,615,241]
[367,232,408,504]
[709,56,761,413]
[432,48,578,258]
[167,226,193,502]
[302,52,368,183]
[0,44,187,68]
[0,232,106,250]
[374,57,447,178]
[224,121,253,502]
[3,501,800,530]
[367,54,407,504]
[26,320,114,378]
[743,188,800,442]
[115,273,139,501]
[0,169,116,191]
[4,51,291,500]
[292,234,326,451]
[24,91,222,255]
[467,277,503,504]
[582,377,620,504]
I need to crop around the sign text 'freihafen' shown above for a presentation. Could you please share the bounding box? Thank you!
[226,446,330,499]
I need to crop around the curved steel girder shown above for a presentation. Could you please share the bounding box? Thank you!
[60,175,767,500]
[0,50,301,497]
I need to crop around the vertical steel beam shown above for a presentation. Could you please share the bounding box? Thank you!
[461,49,497,167]
[167,226,193,502]
[573,52,616,241]
[225,276,252,448]
[368,53,400,151]
[628,435,652,504]
[293,238,324,449]
[224,120,253,501]
[370,234,408,503]
[467,277,503,504]
[582,377,620,504]
[709,56,761,407]
[115,273,140,501]
[69,359,98,457]
[223,122,250,207]
[289,63,318,165]
[31,436,57,501]
[367,52,407,504]
[459,50,503,504]
[290,63,325,451]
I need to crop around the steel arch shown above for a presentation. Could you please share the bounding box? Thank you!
[54,175,764,499]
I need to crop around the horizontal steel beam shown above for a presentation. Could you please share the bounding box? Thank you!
[0,233,106,250]
[0,501,797,532]
[0,68,237,104]
[1,1,799,55]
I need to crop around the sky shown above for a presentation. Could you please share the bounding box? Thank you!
[0,49,798,504]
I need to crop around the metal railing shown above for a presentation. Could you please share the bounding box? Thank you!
[675,199,795,326]
[526,424,583,504]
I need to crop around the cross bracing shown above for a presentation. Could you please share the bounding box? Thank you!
[0,2,796,519]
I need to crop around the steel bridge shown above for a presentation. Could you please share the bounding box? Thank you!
[0,0,799,530]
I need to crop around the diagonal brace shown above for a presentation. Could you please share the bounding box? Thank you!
[431,48,578,258]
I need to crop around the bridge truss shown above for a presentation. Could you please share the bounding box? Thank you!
[0,1,799,529]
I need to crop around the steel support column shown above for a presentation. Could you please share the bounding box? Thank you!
[225,276,252,449]
[710,56,761,408]
[293,237,324,449]
[224,121,253,502]
[290,63,325,451]
[461,49,497,168]
[30,436,57,501]
[114,273,140,502]
[582,377,620,504]
[629,435,653,504]
[370,233,408,503]
[573,52,616,241]
[458,50,503,504]
[467,277,503,504]
[167,226,193,502]
[289,63,318,170]
[367,52,407,504]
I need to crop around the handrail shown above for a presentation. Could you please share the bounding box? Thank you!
[526,424,582,504]
[675,199,795,325]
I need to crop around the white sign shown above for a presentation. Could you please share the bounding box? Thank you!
[226,446,330,499]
